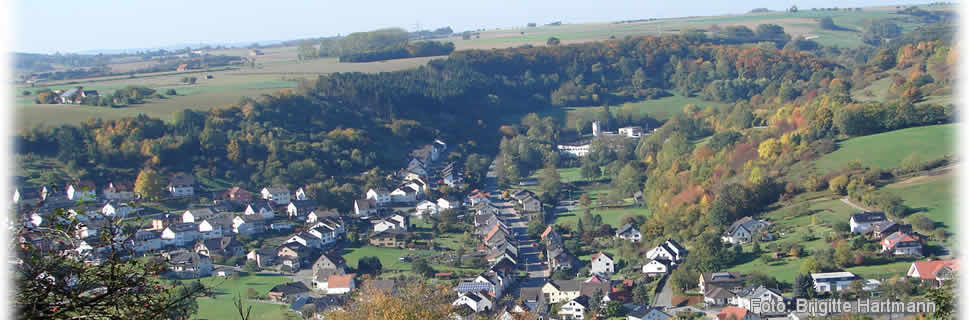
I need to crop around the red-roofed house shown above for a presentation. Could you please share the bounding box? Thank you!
[326,273,356,294]
[908,259,959,287]
[880,231,922,256]
[717,306,759,320]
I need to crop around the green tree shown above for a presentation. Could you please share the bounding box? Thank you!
[615,163,644,197]
[580,160,602,181]
[134,168,165,201]
[357,256,383,276]
[541,162,562,198]
[799,257,822,274]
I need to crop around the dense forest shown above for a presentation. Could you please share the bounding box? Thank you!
[16,22,954,236]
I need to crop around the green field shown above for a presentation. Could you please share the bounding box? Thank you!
[340,246,483,275]
[193,274,298,320]
[813,124,956,172]
[555,205,650,228]
[885,174,954,238]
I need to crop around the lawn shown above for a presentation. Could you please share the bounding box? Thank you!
[340,246,483,275]
[555,206,650,228]
[884,174,954,243]
[813,124,956,173]
[192,273,298,320]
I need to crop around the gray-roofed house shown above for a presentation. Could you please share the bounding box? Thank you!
[261,186,291,205]
[312,252,347,290]
[268,282,311,303]
[287,199,319,219]
[245,200,275,219]
[164,249,213,278]
[722,217,771,244]
[615,223,642,242]
[354,199,377,217]
[850,212,888,233]
[733,286,784,312]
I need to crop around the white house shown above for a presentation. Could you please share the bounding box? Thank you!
[452,291,493,313]
[182,208,216,224]
[850,212,888,233]
[437,198,459,210]
[287,200,318,219]
[366,188,391,206]
[559,296,590,319]
[161,223,200,247]
[101,202,132,218]
[67,182,97,201]
[326,274,356,295]
[733,286,784,312]
[103,182,136,201]
[722,217,771,244]
[286,232,322,249]
[354,199,377,216]
[261,186,291,205]
[416,200,439,216]
[294,187,309,201]
[615,223,642,242]
[627,306,673,320]
[646,238,688,264]
[589,251,615,275]
[232,215,266,235]
[642,259,670,276]
[390,186,418,203]
[811,272,857,293]
[372,220,398,233]
[245,201,275,219]
[168,174,195,197]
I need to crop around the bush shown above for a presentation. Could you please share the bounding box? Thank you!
[165,89,177,96]
[244,260,261,272]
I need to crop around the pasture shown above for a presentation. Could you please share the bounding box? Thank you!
[192,273,299,320]
[812,124,956,172]
[885,173,954,241]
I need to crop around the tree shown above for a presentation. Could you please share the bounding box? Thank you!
[603,300,625,317]
[134,168,165,201]
[799,257,822,274]
[580,160,602,181]
[15,209,206,320]
[324,282,454,320]
[244,260,261,272]
[411,258,436,278]
[615,163,644,197]
[794,274,816,298]
[632,282,650,305]
[579,193,591,208]
[547,37,561,46]
[819,16,837,30]
[541,162,562,199]
[357,256,383,276]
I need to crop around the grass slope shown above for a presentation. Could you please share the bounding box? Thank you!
[813,124,955,172]
[193,274,297,320]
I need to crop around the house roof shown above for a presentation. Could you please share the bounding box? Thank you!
[702,271,743,284]
[568,295,590,308]
[726,216,769,235]
[169,223,198,233]
[365,279,396,292]
[882,231,920,249]
[264,186,289,194]
[289,200,319,209]
[616,223,637,236]
[270,282,310,295]
[704,285,737,299]
[456,281,493,293]
[590,251,612,262]
[718,306,751,320]
[811,272,857,280]
[548,280,582,292]
[851,211,887,223]
[327,273,356,289]
[168,173,194,186]
[911,259,959,279]
[736,285,782,299]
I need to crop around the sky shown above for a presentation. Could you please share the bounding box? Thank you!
[10,0,947,54]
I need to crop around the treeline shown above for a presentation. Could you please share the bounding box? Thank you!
[339,41,455,63]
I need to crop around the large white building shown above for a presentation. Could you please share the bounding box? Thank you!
[557,144,590,157]
[811,272,857,292]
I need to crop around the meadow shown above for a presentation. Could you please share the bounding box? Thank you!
[192,273,299,320]
[812,124,956,172]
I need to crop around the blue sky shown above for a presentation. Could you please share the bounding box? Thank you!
[11,0,942,54]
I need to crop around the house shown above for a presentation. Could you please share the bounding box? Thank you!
[467,190,492,206]
[881,231,922,256]
[161,223,200,247]
[198,214,234,239]
[195,237,244,257]
[247,247,278,267]
[849,212,888,233]
[871,221,912,239]
[520,195,542,213]
[133,230,162,253]
[268,282,311,302]
[182,207,216,224]
[365,188,391,206]
[168,173,195,197]
[66,181,97,201]
[326,273,356,295]
[101,201,133,218]
[416,200,439,216]
[353,199,377,217]
[164,250,213,278]
[646,238,688,265]
[224,186,253,202]
[733,286,784,312]
[311,217,346,246]
[389,214,409,231]
[811,272,857,293]
[627,306,673,320]
[704,286,737,306]
[261,186,291,205]
[559,295,590,319]
[541,280,582,303]
[58,87,82,104]
[306,209,339,224]
[12,187,41,206]
[390,186,419,203]
[452,291,493,313]
[615,223,642,242]
[908,259,959,287]
[642,259,670,276]
[369,230,408,248]
[276,243,311,269]
[590,251,615,275]
[437,198,460,210]
[151,214,181,231]
[363,279,397,293]
[245,201,275,219]
[287,200,319,219]
[699,272,744,293]
[312,252,347,290]
[232,215,267,235]
[618,126,644,138]
[214,267,236,277]
[717,306,760,320]
[722,217,771,244]
[103,182,135,201]
[295,187,309,201]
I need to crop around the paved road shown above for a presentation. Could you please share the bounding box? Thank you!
[653,275,673,307]
[486,159,549,292]
[840,197,870,212]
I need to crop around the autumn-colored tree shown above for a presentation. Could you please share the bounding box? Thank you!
[324,282,456,320]
[134,168,166,201]
[757,138,781,160]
